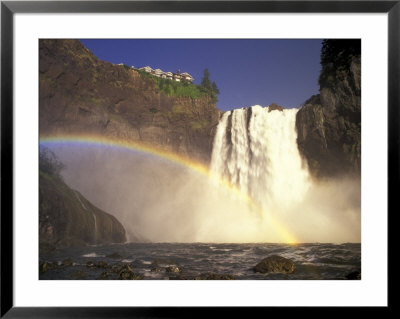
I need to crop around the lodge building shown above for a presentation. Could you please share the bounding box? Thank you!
[138,66,194,83]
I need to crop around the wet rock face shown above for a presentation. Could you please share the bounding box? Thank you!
[39,171,126,249]
[296,55,361,179]
[253,255,296,274]
[39,39,220,165]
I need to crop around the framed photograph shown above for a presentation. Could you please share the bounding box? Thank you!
[1,0,396,316]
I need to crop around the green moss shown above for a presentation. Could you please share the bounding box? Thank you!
[190,120,208,130]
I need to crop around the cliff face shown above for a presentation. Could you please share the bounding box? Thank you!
[296,42,361,178]
[39,40,220,164]
[39,170,127,251]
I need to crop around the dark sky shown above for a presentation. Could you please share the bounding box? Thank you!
[80,39,322,111]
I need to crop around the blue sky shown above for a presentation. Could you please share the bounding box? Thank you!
[81,39,322,111]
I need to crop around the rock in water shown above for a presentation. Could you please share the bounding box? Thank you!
[118,265,143,280]
[253,255,296,274]
[165,266,181,273]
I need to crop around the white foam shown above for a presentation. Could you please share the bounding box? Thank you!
[81,252,105,258]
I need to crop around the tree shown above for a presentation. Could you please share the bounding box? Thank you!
[200,68,219,102]
[320,39,361,69]
[200,68,212,91]
[212,81,219,95]
[319,39,361,87]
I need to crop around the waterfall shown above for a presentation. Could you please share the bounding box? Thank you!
[74,190,97,244]
[92,213,97,244]
[211,105,311,215]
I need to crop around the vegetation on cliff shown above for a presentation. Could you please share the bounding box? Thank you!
[39,147,126,252]
[137,69,206,99]
[136,67,220,103]
[296,39,361,178]
[199,68,220,103]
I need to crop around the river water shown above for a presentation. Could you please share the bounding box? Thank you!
[39,242,361,280]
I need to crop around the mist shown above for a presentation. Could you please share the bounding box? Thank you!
[47,144,361,244]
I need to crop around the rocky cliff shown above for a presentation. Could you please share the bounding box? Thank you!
[39,40,220,164]
[39,169,127,252]
[296,40,361,178]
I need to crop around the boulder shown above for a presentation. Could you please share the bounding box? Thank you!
[39,261,59,273]
[150,267,164,273]
[118,265,143,280]
[253,255,295,274]
[165,266,181,273]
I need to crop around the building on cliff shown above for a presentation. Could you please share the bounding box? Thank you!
[138,65,194,83]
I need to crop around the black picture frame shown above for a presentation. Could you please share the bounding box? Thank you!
[1,0,396,317]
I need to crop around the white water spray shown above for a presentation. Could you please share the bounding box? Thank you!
[211,105,311,214]
[52,104,360,243]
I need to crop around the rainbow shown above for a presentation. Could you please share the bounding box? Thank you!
[39,134,299,244]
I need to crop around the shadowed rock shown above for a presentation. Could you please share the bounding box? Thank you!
[165,266,181,273]
[118,264,143,280]
[296,41,361,178]
[39,261,60,273]
[39,171,126,250]
[150,267,164,273]
[253,255,296,274]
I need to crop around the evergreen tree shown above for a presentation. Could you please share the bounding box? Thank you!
[201,68,212,91]
[212,81,219,95]
[200,68,219,102]
[319,39,361,87]
[320,39,361,69]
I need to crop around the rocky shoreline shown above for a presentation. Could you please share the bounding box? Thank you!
[39,254,360,280]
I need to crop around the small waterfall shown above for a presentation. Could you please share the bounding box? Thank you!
[211,105,311,214]
[74,190,97,244]
[92,213,97,244]
[74,190,87,210]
